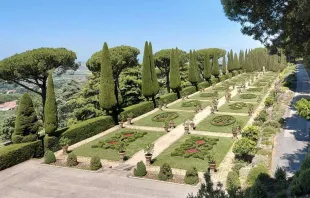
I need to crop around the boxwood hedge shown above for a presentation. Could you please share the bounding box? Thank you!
[181,86,196,96]
[159,93,178,104]
[120,101,154,119]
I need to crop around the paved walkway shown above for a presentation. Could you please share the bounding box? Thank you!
[272,64,310,176]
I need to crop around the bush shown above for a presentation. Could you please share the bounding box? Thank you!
[275,190,287,198]
[66,153,78,166]
[298,169,310,195]
[134,161,147,177]
[246,164,268,186]
[262,126,277,135]
[181,86,196,96]
[264,96,275,107]
[232,70,239,76]
[44,135,60,152]
[159,93,178,104]
[44,150,56,164]
[300,154,310,171]
[226,171,241,195]
[61,116,115,145]
[0,140,42,170]
[233,138,256,158]
[294,98,310,120]
[158,163,173,181]
[226,73,233,79]
[184,166,199,185]
[254,110,268,123]
[241,126,259,141]
[219,75,226,82]
[198,82,210,89]
[250,180,268,198]
[90,156,102,170]
[120,101,154,120]
[263,120,281,128]
[232,160,247,172]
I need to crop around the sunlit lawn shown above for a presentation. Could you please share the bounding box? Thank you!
[73,128,164,161]
[153,135,234,171]
[168,100,211,111]
[231,93,263,102]
[218,102,258,114]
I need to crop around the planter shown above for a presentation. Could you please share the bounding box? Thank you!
[169,121,175,128]
[119,121,124,128]
[62,145,69,154]
[145,154,152,166]
[164,126,169,132]
[190,122,195,130]
[164,104,168,108]
[232,132,238,138]
[184,126,190,134]
[119,151,125,162]
[209,162,216,171]
[127,118,132,125]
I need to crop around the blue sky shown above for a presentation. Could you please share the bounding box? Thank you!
[0,0,262,61]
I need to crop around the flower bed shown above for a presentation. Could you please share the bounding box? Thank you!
[199,92,218,98]
[240,93,257,99]
[91,131,147,149]
[211,115,236,126]
[152,112,179,122]
[247,87,263,92]
[181,100,201,107]
[171,136,219,160]
[229,102,248,110]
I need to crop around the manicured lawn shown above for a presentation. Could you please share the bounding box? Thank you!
[168,100,211,111]
[196,114,250,133]
[133,110,195,127]
[218,102,258,114]
[73,129,164,161]
[153,135,234,171]
[190,91,225,100]
[231,93,262,102]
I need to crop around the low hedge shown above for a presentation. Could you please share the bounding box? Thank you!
[246,164,269,186]
[120,101,154,119]
[44,135,60,152]
[198,82,210,89]
[0,140,43,170]
[181,86,197,96]
[159,93,178,104]
[61,116,115,145]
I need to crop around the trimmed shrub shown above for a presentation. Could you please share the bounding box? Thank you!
[66,153,78,166]
[233,138,257,158]
[0,140,42,170]
[134,161,147,177]
[198,82,210,89]
[263,120,281,128]
[44,135,60,152]
[159,93,178,104]
[254,110,268,123]
[44,150,56,164]
[181,86,196,96]
[61,116,114,145]
[226,171,241,195]
[250,180,268,198]
[232,160,247,172]
[264,96,275,107]
[120,101,154,119]
[158,163,173,181]
[246,164,268,186]
[184,166,199,185]
[241,126,259,141]
[294,98,310,120]
[90,156,102,170]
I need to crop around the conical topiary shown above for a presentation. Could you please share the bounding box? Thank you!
[44,72,58,135]
[188,50,199,90]
[222,54,227,75]
[203,52,211,81]
[211,53,220,78]
[169,48,182,98]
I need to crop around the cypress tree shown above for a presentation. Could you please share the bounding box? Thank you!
[239,50,244,71]
[12,93,39,143]
[149,42,160,95]
[169,48,181,98]
[99,42,117,112]
[211,53,220,78]
[203,52,211,81]
[234,53,239,70]
[188,50,199,90]
[228,50,234,72]
[222,54,227,75]
[44,72,58,135]
[266,55,271,71]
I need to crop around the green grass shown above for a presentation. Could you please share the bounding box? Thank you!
[168,100,211,111]
[231,93,263,102]
[196,114,250,133]
[153,135,234,171]
[133,110,195,127]
[73,129,164,161]
[190,91,225,100]
[218,102,258,114]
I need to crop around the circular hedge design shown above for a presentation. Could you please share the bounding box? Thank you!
[181,100,200,107]
[247,88,263,92]
[152,112,179,122]
[200,92,218,98]
[240,93,257,99]
[211,115,236,126]
[229,102,247,110]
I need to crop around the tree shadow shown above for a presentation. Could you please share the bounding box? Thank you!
[280,147,308,174]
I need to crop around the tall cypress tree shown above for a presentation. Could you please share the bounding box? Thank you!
[211,53,220,78]
[12,93,39,143]
[188,50,199,90]
[222,54,227,75]
[169,48,182,98]
[149,42,160,95]
[239,50,244,71]
[203,52,211,81]
[234,53,239,71]
[228,50,234,72]
[44,72,58,135]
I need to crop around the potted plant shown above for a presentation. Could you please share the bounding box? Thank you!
[164,122,169,132]
[118,115,126,128]
[231,124,238,138]
[144,143,154,166]
[118,141,126,162]
[183,120,190,134]
[59,137,70,154]
[169,120,175,128]
[248,104,254,116]
[208,154,216,171]
[127,113,134,124]
[211,105,215,114]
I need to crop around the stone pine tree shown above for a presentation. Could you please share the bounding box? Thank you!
[203,52,211,81]
[12,93,40,143]
[222,54,227,75]
[169,48,182,98]
[142,41,159,107]
[188,50,199,91]
[211,53,220,78]
[99,42,117,120]
[44,72,58,135]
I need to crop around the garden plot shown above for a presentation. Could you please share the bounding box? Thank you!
[218,102,258,114]
[189,91,225,100]
[195,114,250,133]
[153,135,234,171]
[168,100,211,111]
[133,110,195,127]
[73,129,164,161]
[231,92,262,102]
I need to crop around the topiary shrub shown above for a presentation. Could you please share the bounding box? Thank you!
[134,161,147,177]
[198,82,210,89]
[181,86,196,96]
[158,163,173,181]
[184,166,199,185]
[240,93,257,99]
[294,98,310,120]
[264,96,275,107]
[90,156,102,170]
[44,150,56,164]
[233,138,256,159]
[152,112,179,122]
[247,87,263,92]
[120,101,154,119]
[229,102,247,110]
[66,153,78,166]
[210,115,236,126]
[159,93,178,104]
[241,126,259,141]
[200,92,218,98]
[246,164,268,186]
[254,110,268,123]
[226,171,241,195]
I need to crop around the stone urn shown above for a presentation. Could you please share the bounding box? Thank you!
[62,145,69,154]
[164,126,169,132]
[209,162,216,171]
[119,151,125,162]
[145,154,152,166]
[169,120,175,128]
[184,126,190,134]
[119,121,124,128]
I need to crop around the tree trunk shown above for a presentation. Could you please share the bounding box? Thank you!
[166,71,170,93]
[176,90,181,99]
